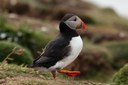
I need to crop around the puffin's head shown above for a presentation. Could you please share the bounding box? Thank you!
[61,13,86,30]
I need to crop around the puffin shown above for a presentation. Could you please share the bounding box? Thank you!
[30,13,86,79]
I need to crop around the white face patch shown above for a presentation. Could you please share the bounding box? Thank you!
[49,36,83,71]
[65,21,76,29]
[65,16,82,29]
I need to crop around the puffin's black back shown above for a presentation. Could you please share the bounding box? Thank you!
[32,34,71,68]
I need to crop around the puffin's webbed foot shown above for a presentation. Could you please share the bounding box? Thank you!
[57,69,80,77]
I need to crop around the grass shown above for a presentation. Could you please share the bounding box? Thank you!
[0,63,50,79]
[0,63,108,85]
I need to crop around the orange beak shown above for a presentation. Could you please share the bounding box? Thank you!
[57,70,80,77]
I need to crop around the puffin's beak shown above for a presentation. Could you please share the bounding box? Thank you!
[76,20,86,30]
[81,21,86,30]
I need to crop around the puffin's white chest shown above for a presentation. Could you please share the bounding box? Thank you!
[67,36,83,64]
[49,36,83,70]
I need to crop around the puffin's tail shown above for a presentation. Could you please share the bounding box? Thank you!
[27,61,42,68]
[27,59,41,68]
[27,63,35,68]
[27,54,43,68]
[28,63,43,68]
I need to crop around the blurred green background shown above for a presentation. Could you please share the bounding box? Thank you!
[0,0,128,83]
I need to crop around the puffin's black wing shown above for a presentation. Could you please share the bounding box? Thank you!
[33,34,71,68]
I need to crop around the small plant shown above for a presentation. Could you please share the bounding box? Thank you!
[2,47,25,64]
[0,41,33,64]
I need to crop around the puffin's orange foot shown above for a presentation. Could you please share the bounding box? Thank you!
[57,69,80,77]
[57,69,70,73]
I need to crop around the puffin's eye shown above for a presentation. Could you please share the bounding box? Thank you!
[74,17,77,21]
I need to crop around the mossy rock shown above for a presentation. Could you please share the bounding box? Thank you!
[104,41,128,69]
[0,41,33,64]
[111,64,128,85]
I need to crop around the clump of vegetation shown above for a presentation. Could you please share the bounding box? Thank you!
[83,45,113,81]
[111,64,128,85]
[103,41,128,69]
[0,41,33,64]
